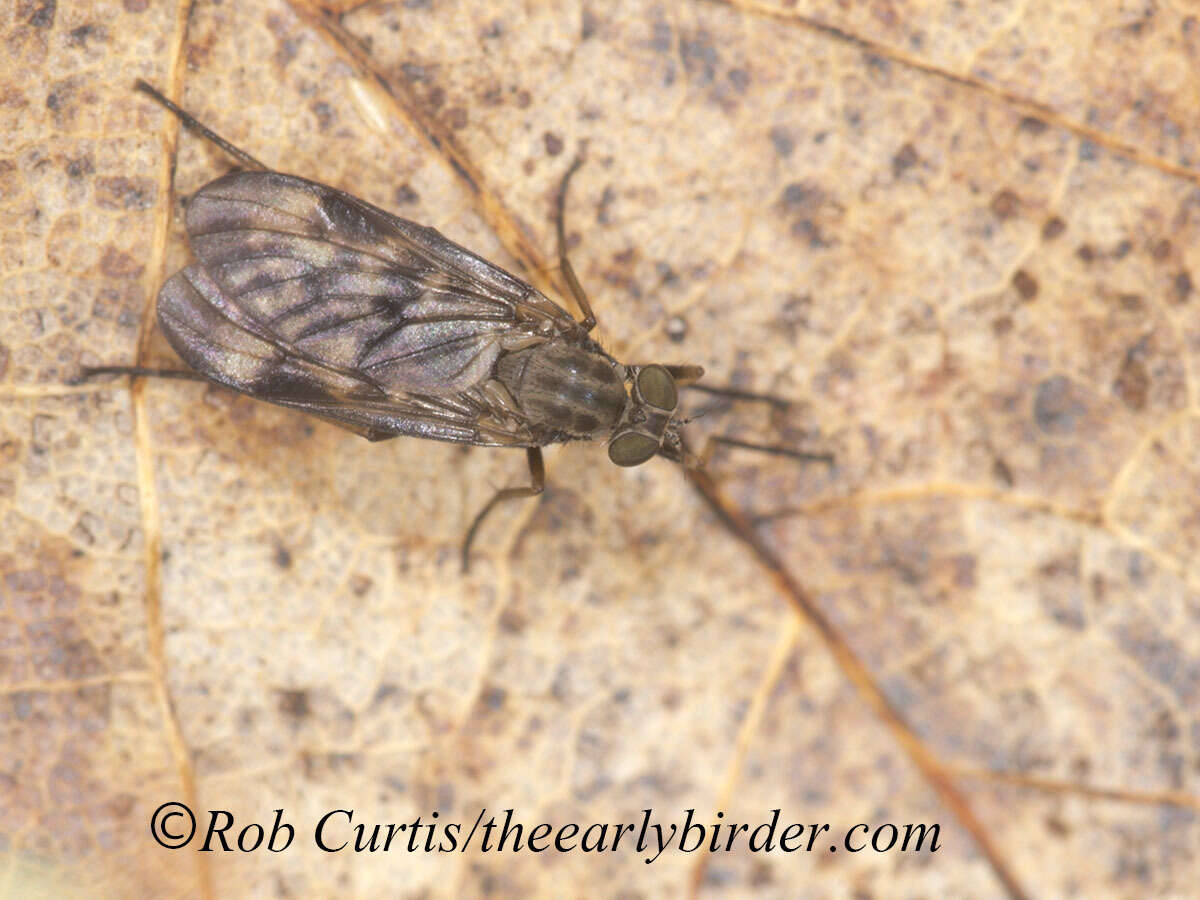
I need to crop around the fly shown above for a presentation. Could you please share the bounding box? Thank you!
[82,81,829,571]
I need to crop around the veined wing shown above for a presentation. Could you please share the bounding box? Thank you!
[157,263,545,447]
[181,170,576,397]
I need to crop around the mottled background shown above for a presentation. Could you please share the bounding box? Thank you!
[2,0,1198,897]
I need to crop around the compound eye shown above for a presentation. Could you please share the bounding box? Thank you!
[636,365,678,411]
[608,431,659,467]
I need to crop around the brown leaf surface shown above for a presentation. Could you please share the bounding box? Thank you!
[3,1,1199,897]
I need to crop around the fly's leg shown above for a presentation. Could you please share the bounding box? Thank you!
[461,447,545,573]
[674,381,834,470]
[662,364,704,386]
[70,365,205,385]
[693,435,833,470]
[556,157,597,332]
[662,366,794,409]
[682,382,793,409]
[73,86,266,387]
[134,80,267,171]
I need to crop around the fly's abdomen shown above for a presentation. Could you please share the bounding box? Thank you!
[496,344,627,438]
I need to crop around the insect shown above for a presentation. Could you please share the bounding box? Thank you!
[84,81,827,571]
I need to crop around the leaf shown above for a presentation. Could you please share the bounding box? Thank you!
[3,0,1198,897]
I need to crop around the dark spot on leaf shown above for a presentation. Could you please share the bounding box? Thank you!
[1112,621,1200,704]
[1112,340,1149,411]
[1173,270,1192,303]
[1033,375,1086,436]
[65,156,93,178]
[1044,814,1070,836]
[498,608,527,633]
[310,101,334,131]
[68,24,103,48]
[650,20,672,52]
[792,219,834,248]
[481,685,506,710]
[543,131,563,156]
[581,8,599,40]
[1078,140,1099,161]
[1149,709,1179,741]
[596,185,616,225]
[1011,269,1038,300]
[727,68,750,92]
[1037,553,1086,630]
[99,247,143,279]
[1019,116,1048,134]
[274,544,293,569]
[780,181,823,212]
[1042,216,1066,240]
[992,315,1013,336]
[990,188,1019,220]
[1149,238,1171,261]
[349,573,372,596]
[23,0,55,28]
[29,619,102,679]
[993,456,1014,486]
[265,13,300,70]
[95,176,156,210]
[1075,243,1095,263]
[768,126,794,157]
[680,29,718,83]
[393,184,419,205]
[1117,293,1143,311]
[278,689,310,720]
[400,63,431,83]
[892,142,918,178]
[446,107,468,130]
[1113,239,1132,259]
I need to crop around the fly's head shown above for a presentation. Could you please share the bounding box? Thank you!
[607,364,684,467]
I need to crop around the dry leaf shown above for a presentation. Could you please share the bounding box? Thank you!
[2,0,1199,897]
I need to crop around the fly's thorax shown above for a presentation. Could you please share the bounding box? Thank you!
[495,343,627,438]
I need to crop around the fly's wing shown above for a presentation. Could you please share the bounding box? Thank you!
[156,170,581,447]
[158,264,538,446]
[182,170,575,396]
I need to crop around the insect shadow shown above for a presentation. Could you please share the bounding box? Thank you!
[80,81,831,571]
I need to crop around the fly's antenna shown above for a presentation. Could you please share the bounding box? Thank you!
[134,80,268,171]
[674,407,714,427]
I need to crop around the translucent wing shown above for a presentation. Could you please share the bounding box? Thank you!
[159,264,550,445]
[156,170,582,447]
[180,170,575,397]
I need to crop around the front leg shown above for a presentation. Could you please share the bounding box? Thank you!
[461,447,545,573]
[556,157,597,332]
